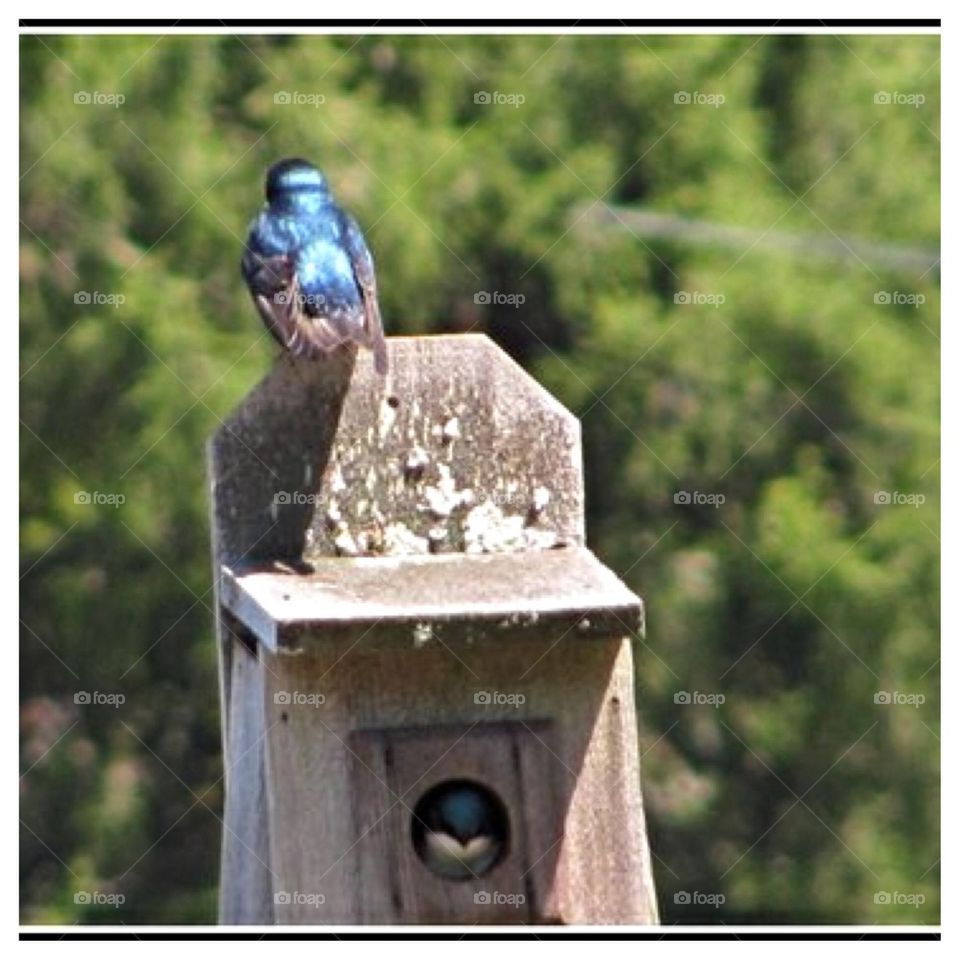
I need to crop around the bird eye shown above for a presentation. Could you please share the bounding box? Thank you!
[410,779,510,882]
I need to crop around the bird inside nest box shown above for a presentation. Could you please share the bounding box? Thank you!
[209,335,659,925]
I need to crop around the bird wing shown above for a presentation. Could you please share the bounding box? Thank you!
[243,250,347,359]
[341,212,389,375]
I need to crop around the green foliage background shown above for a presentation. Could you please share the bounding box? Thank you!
[20,33,939,924]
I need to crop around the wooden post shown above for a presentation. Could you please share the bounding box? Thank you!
[208,335,658,924]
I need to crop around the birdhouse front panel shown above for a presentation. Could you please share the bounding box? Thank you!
[258,634,657,924]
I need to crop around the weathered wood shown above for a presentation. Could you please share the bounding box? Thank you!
[219,547,644,653]
[218,632,274,924]
[208,343,357,569]
[261,636,657,923]
[207,345,357,924]
[209,336,582,572]
[299,335,584,559]
[207,335,658,925]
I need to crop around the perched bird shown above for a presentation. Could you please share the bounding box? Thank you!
[412,781,508,881]
[241,157,388,374]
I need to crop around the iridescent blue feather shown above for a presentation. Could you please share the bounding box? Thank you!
[242,158,388,374]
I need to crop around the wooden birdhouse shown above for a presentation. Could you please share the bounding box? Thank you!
[208,335,659,925]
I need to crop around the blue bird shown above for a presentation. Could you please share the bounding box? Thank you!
[412,782,507,881]
[242,158,388,374]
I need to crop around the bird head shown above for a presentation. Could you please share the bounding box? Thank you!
[428,785,492,844]
[264,157,331,207]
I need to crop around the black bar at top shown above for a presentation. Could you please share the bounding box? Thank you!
[18,19,943,28]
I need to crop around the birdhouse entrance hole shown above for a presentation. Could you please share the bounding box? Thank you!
[411,779,510,882]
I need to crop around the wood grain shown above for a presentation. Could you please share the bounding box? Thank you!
[208,335,658,924]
